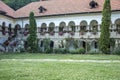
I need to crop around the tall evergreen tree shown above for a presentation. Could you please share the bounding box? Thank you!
[27,12,38,53]
[99,0,111,53]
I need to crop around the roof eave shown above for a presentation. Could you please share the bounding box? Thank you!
[3,10,120,19]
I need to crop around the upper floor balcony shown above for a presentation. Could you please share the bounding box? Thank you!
[0,19,120,39]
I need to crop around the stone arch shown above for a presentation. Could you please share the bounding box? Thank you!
[92,41,98,49]
[41,23,46,27]
[24,24,29,36]
[50,40,54,48]
[68,21,76,32]
[24,40,28,50]
[80,21,88,35]
[48,22,55,32]
[8,24,12,28]
[40,23,47,35]
[58,22,66,35]
[115,18,120,25]
[90,20,98,35]
[25,24,29,30]
[90,20,98,25]
[15,24,21,30]
[115,19,120,34]
[59,22,66,32]
[40,40,44,47]
[8,24,12,36]
[110,21,113,28]
[14,24,21,36]
[2,22,6,27]
[1,22,6,35]
[82,41,86,49]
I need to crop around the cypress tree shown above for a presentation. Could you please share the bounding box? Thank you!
[99,0,111,53]
[27,12,38,53]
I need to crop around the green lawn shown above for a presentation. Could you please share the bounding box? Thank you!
[0,53,120,80]
[0,61,120,80]
[0,53,120,60]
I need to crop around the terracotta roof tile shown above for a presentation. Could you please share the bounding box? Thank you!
[0,1,15,17]
[15,0,120,18]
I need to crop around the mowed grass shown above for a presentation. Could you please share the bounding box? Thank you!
[0,53,120,80]
[0,61,120,80]
[0,53,120,60]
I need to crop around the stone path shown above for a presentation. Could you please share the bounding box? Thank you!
[0,59,120,63]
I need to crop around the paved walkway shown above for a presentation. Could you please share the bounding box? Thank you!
[1,59,120,63]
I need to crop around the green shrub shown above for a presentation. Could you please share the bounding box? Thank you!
[70,48,85,54]
[54,48,69,54]
[112,47,120,55]
[77,48,86,54]
[45,48,53,54]
[70,50,79,54]
[87,50,100,55]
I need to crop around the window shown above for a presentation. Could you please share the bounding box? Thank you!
[39,6,47,13]
[89,0,98,9]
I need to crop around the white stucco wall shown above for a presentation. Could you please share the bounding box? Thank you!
[15,11,120,39]
[14,11,120,28]
[0,15,15,37]
[0,15,15,27]
[0,11,120,39]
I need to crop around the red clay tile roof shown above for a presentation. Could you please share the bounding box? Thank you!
[15,0,120,18]
[1,0,120,18]
[0,1,15,17]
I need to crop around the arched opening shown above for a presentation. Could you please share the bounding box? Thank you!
[14,24,21,36]
[40,23,47,35]
[24,24,29,36]
[68,21,75,35]
[90,20,98,35]
[25,24,29,31]
[115,19,120,34]
[82,41,86,49]
[59,22,66,36]
[8,24,12,36]
[109,21,113,32]
[92,41,98,49]
[50,41,54,48]
[2,22,6,35]
[80,21,87,35]
[24,41,28,50]
[40,40,44,47]
[48,22,55,35]
[68,21,76,32]
[94,41,98,49]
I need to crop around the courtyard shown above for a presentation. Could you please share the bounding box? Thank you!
[0,53,120,80]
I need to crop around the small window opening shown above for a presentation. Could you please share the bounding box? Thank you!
[39,6,47,13]
[89,0,98,9]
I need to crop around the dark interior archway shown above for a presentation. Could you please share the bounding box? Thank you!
[94,41,98,49]
[40,41,43,47]
[50,41,54,48]
[24,41,28,50]
[82,41,86,49]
